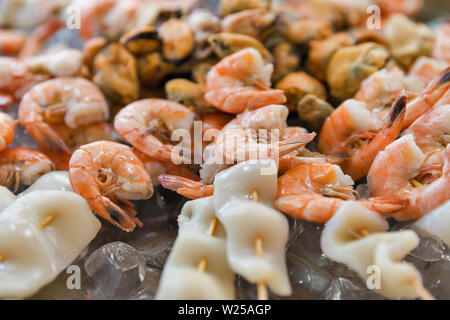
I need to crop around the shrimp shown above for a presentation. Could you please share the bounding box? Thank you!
[114,98,195,163]
[204,48,286,113]
[18,77,110,169]
[200,105,314,183]
[275,162,408,223]
[403,104,450,167]
[0,57,49,107]
[318,93,406,181]
[77,0,141,40]
[0,112,16,152]
[0,147,54,192]
[133,148,199,187]
[0,29,26,56]
[159,174,214,199]
[408,57,447,89]
[433,22,450,64]
[403,67,450,129]
[69,141,153,232]
[368,135,449,221]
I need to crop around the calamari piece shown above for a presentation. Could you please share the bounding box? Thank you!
[219,199,291,296]
[321,201,423,299]
[214,159,278,211]
[19,171,72,196]
[413,200,450,246]
[157,197,234,300]
[156,232,234,300]
[0,190,101,299]
[178,196,226,238]
[0,186,15,212]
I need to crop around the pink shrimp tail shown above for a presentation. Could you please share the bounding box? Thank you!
[158,174,214,199]
[364,195,409,215]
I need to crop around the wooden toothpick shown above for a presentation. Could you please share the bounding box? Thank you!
[251,190,268,300]
[197,217,218,272]
[40,214,55,229]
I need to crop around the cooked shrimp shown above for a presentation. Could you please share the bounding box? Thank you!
[403,67,450,129]
[0,112,16,152]
[220,8,276,39]
[0,29,26,56]
[433,22,450,64]
[275,162,408,223]
[0,57,49,107]
[403,104,450,167]
[78,0,141,40]
[368,134,449,221]
[18,77,109,169]
[200,105,313,182]
[69,141,153,232]
[408,57,448,88]
[133,148,199,187]
[354,68,408,112]
[204,48,286,113]
[114,98,195,162]
[18,17,62,59]
[159,174,214,199]
[318,93,406,181]
[0,147,54,192]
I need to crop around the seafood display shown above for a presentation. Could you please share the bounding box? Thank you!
[0,0,449,302]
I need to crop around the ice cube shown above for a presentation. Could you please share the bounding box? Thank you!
[409,237,449,262]
[84,242,146,299]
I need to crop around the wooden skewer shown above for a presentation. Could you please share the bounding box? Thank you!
[353,228,435,300]
[197,217,219,272]
[410,179,422,188]
[40,214,54,229]
[250,190,269,300]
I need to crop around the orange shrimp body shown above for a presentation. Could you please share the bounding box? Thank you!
[18,77,109,169]
[318,93,406,181]
[114,98,195,162]
[0,112,16,152]
[204,48,286,113]
[368,135,450,221]
[69,141,153,232]
[275,163,408,223]
[0,147,54,191]
[158,174,213,200]
[0,29,26,56]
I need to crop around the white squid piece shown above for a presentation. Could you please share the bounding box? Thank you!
[19,171,73,196]
[213,159,292,297]
[156,197,235,300]
[0,187,15,213]
[321,201,424,300]
[413,200,450,246]
[0,190,101,299]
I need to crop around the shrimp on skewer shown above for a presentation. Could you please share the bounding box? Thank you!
[69,141,153,232]
[18,77,109,169]
[274,163,408,223]
[114,98,195,163]
[204,48,286,113]
[318,92,406,181]
[0,112,16,152]
[368,135,450,221]
[0,147,54,192]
